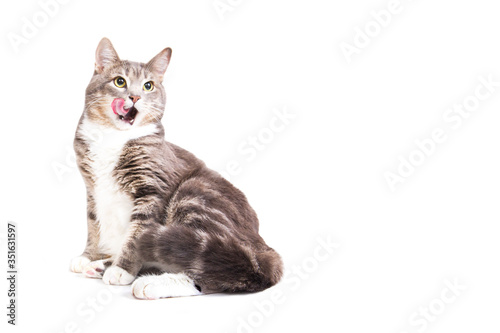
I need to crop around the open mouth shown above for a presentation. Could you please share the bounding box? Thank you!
[118,106,138,125]
[111,98,138,125]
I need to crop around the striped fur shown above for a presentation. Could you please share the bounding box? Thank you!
[71,38,283,296]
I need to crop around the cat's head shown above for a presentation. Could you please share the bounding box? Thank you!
[84,38,171,130]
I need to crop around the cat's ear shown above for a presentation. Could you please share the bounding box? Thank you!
[95,38,120,73]
[146,48,172,81]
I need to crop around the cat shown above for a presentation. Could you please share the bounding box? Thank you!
[69,38,283,299]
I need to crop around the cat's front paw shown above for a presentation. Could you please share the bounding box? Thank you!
[83,259,108,279]
[102,266,135,285]
[70,255,91,273]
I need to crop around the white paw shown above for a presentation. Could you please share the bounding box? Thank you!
[132,273,202,300]
[70,255,91,273]
[102,266,135,285]
[83,260,107,279]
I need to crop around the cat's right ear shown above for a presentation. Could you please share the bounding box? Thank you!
[146,48,172,81]
[95,38,120,74]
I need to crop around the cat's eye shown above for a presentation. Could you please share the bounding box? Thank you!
[114,77,126,88]
[143,81,154,91]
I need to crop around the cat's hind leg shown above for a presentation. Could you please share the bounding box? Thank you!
[132,273,202,300]
[139,224,283,295]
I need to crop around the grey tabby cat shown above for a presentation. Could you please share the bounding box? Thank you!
[69,38,283,299]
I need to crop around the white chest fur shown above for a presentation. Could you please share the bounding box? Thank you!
[79,117,158,256]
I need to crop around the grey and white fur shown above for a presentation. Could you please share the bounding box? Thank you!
[69,38,283,299]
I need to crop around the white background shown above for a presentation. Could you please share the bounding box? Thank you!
[1,0,500,332]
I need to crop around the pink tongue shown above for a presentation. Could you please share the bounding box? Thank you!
[111,98,128,116]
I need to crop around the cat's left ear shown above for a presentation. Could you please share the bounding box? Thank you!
[147,48,172,81]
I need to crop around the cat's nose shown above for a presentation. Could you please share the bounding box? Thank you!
[129,96,141,103]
